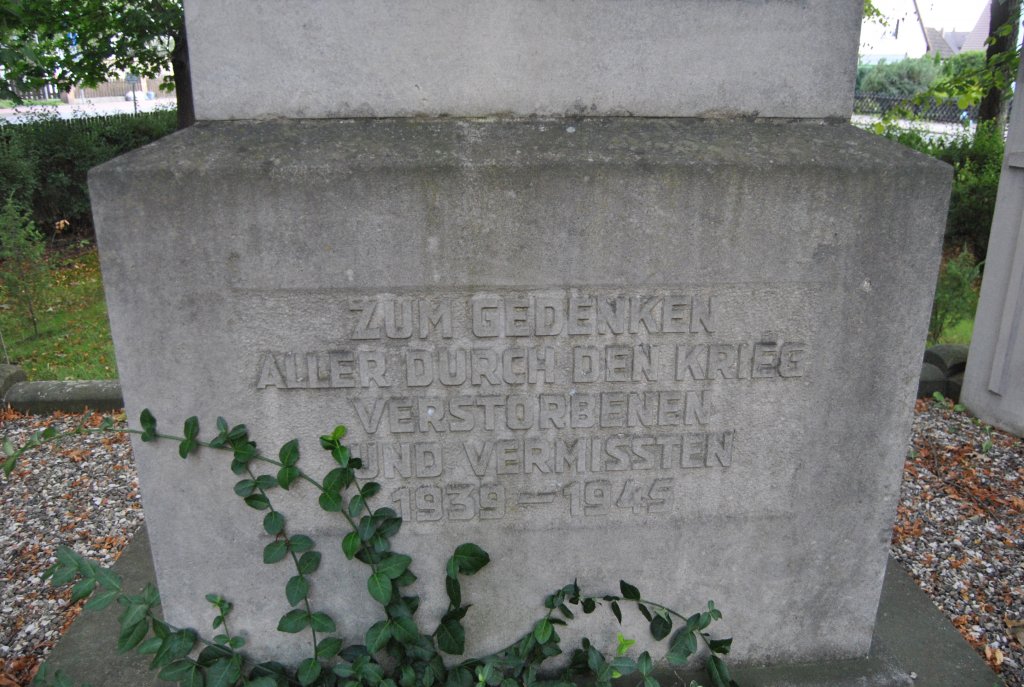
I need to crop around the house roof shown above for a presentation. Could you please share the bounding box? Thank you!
[922,0,991,57]
[923,27,956,58]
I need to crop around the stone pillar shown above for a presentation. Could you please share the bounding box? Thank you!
[962,58,1024,436]
[88,0,951,672]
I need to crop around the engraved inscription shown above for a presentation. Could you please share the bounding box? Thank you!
[254,290,811,525]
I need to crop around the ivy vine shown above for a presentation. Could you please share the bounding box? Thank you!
[4,411,737,687]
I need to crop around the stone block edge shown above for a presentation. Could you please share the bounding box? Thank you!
[2,369,124,414]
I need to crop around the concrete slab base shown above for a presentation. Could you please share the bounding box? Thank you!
[36,527,1001,686]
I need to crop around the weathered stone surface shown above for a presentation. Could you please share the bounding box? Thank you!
[89,118,950,667]
[924,344,969,376]
[4,380,123,413]
[962,59,1024,436]
[183,0,861,121]
[0,364,27,398]
[917,363,947,399]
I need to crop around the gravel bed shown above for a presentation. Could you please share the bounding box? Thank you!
[893,397,1024,686]
[0,410,142,687]
[0,402,1021,686]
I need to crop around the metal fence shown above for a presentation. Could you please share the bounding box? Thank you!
[854,92,977,124]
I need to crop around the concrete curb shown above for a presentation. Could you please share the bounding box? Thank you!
[1,366,122,413]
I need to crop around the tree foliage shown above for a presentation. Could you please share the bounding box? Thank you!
[0,0,193,127]
[862,0,1022,126]
[859,57,941,97]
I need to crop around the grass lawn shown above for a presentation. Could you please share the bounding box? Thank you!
[0,98,63,107]
[0,245,117,380]
[937,317,974,346]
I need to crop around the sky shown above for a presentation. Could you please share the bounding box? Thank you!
[860,0,990,59]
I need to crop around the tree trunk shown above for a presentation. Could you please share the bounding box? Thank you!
[978,0,1020,125]
[171,23,195,130]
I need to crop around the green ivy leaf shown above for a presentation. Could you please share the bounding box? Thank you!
[610,601,622,624]
[666,629,698,665]
[297,658,321,686]
[342,532,361,560]
[349,494,366,517]
[158,659,201,684]
[332,444,351,467]
[178,438,196,459]
[378,554,412,580]
[708,637,732,655]
[650,614,671,641]
[277,609,309,633]
[391,616,419,644]
[233,479,256,497]
[368,572,392,605]
[361,482,382,499]
[619,580,640,601]
[263,541,288,564]
[289,535,314,553]
[119,602,148,629]
[319,491,344,512]
[279,439,300,467]
[286,575,309,606]
[263,511,285,535]
[117,618,149,652]
[244,494,270,510]
[323,468,347,493]
[183,416,199,440]
[136,637,163,656]
[706,655,730,687]
[445,575,461,608]
[297,551,321,575]
[277,466,299,489]
[582,598,596,614]
[309,612,337,633]
[637,651,653,676]
[139,409,157,440]
[316,637,344,659]
[451,543,489,575]
[70,578,95,603]
[436,617,465,655]
[533,619,553,644]
[255,475,277,491]
[365,620,392,652]
[84,588,119,611]
[206,656,242,687]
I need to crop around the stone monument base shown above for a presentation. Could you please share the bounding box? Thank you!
[38,526,999,687]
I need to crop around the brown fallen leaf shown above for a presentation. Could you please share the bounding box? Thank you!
[984,645,1004,667]
[1006,618,1024,646]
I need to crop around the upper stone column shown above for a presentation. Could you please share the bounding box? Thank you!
[184,0,862,121]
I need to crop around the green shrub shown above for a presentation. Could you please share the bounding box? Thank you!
[0,195,49,337]
[929,247,981,344]
[884,121,1003,258]
[0,109,177,239]
[859,56,941,97]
